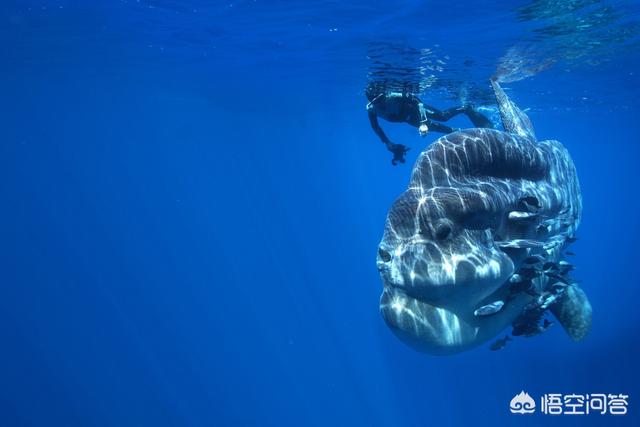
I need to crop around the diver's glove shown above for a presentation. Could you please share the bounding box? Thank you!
[387,143,410,166]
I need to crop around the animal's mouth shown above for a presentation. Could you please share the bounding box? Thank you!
[376,237,528,354]
[377,236,517,305]
[379,286,484,354]
[379,270,524,355]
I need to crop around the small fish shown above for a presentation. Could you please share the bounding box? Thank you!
[510,278,533,293]
[511,324,527,337]
[518,195,540,212]
[558,260,574,269]
[513,313,554,338]
[509,273,524,283]
[497,239,546,249]
[522,296,545,314]
[511,313,542,336]
[566,236,579,243]
[490,335,512,351]
[520,195,540,206]
[543,239,562,250]
[525,288,541,297]
[565,251,575,256]
[504,293,517,303]
[540,293,560,310]
[542,262,557,271]
[474,300,505,317]
[536,224,550,236]
[519,267,541,279]
[544,272,572,285]
[508,211,539,221]
[526,322,553,337]
[524,255,544,264]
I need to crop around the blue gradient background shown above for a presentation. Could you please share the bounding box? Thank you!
[1,1,639,426]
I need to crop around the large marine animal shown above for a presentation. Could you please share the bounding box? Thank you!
[377,79,591,355]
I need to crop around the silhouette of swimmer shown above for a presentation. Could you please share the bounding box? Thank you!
[366,83,493,165]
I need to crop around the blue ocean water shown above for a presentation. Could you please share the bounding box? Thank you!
[2,0,640,426]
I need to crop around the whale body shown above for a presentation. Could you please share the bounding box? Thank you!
[377,80,591,355]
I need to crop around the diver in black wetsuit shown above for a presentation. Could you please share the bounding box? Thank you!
[366,83,493,165]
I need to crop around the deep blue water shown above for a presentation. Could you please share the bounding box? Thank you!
[2,1,640,426]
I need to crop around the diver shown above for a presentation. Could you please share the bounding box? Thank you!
[366,82,493,165]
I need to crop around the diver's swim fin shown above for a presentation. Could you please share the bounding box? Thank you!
[550,285,592,341]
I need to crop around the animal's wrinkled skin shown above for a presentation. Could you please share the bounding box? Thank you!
[377,81,590,355]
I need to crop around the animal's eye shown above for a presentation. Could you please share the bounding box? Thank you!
[434,222,452,240]
[378,248,392,262]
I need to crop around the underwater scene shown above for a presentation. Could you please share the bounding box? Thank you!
[2,0,640,426]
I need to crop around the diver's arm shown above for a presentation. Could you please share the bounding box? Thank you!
[368,108,392,145]
[368,105,410,165]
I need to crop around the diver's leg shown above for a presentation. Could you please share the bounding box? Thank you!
[422,105,467,121]
[463,107,493,128]
[425,120,456,134]
[425,104,493,129]
[408,106,456,135]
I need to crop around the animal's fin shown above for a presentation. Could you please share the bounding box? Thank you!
[550,285,592,341]
[490,79,536,141]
